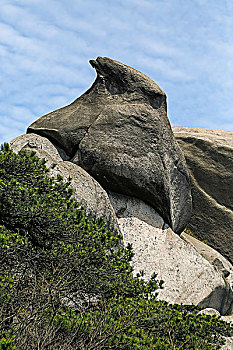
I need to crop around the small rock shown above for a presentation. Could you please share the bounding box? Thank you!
[198,308,221,316]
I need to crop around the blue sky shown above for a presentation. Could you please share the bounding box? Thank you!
[1,0,233,144]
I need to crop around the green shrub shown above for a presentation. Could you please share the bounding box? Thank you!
[0,338,17,350]
[0,143,232,349]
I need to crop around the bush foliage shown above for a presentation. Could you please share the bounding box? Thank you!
[0,143,232,349]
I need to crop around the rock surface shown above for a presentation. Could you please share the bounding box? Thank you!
[27,57,192,234]
[50,162,121,235]
[181,232,233,285]
[9,133,69,166]
[9,134,120,236]
[198,308,221,316]
[173,127,233,264]
[108,191,233,315]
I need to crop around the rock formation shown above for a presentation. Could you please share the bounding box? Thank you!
[9,133,69,165]
[108,191,233,315]
[9,134,233,315]
[173,127,233,264]
[8,58,233,319]
[9,134,120,236]
[27,57,192,234]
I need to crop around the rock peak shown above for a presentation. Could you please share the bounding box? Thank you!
[89,56,165,96]
[27,57,192,233]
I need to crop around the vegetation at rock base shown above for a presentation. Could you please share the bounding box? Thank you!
[0,143,232,349]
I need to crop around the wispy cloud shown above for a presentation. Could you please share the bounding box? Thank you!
[0,0,233,144]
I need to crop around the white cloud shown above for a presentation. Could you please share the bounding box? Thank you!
[1,0,233,144]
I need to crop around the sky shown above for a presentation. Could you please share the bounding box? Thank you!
[1,0,233,144]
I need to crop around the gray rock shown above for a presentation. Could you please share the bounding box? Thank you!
[50,162,121,235]
[108,191,233,315]
[181,232,233,283]
[10,134,120,236]
[27,57,192,234]
[173,127,233,264]
[9,133,69,168]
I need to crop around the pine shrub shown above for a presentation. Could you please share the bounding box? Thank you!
[0,144,232,349]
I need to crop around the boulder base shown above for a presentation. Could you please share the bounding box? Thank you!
[108,191,233,315]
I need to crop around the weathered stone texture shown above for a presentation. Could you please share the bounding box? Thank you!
[108,191,233,315]
[181,232,233,282]
[27,57,192,234]
[173,126,233,264]
[9,133,69,167]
